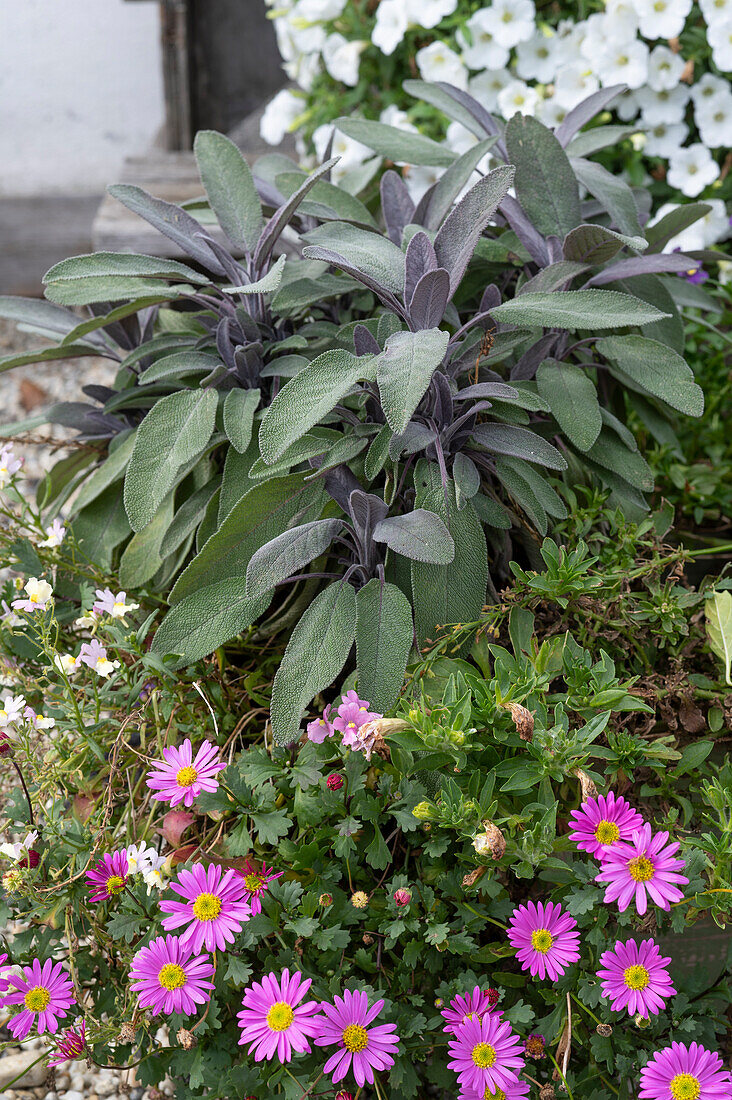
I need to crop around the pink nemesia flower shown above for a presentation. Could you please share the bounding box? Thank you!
[145,738,226,808]
[507,900,580,981]
[639,1041,732,1100]
[447,1013,525,1096]
[3,959,75,1039]
[568,792,644,858]
[92,587,139,620]
[597,938,676,1018]
[458,1077,531,1099]
[85,850,129,903]
[595,824,689,915]
[0,447,23,488]
[129,935,215,1016]
[48,1019,87,1066]
[334,692,381,746]
[314,988,400,1087]
[307,704,335,744]
[441,986,496,1035]
[237,968,322,1062]
[160,861,252,952]
[0,694,26,727]
[0,952,11,996]
[12,578,52,613]
[78,639,120,678]
[239,858,283,916]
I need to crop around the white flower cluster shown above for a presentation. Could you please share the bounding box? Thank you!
[262,0,731,218]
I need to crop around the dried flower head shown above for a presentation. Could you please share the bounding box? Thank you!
[473,822,506,861]
[596,1023,613,1038]
[118,1022,136,1044]
[176,1027,197,1050]
[506,701,534,741]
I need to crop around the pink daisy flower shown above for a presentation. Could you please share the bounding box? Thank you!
[238,858,283,916]
[129,934,215,1016]
[85,850,129,903]
[568,792,644,858]
[0,952,11,995]
[595,824,689,915]
[459,1079,531,1099]
[146,738,226,808]
[598,938,676,1018]
[48,1019,87,1066]
[160,861,252,952]
[237,968,321,1062]
[307,704,335,744]
[314,988,400,1087]
[639,1041,732,1100]
[441,986,497,1034]
[447,1014,525,1096]
[3,959,75,1040]
[507,900,581,981]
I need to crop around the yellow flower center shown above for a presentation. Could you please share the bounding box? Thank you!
[623,964,650,990]
[243,873,264,893]
[484,1088,506,1100]
[106,875,126,893]
[176,766,198,788]
[669,1074,701,1100]
[24,986,51,1012]
[595,820,620,844]
[266,1001,294,1031]
[158,963,186,990]
[530,928,554,953]
[0,710,6,721]
[192,892,222,921]
[472,1042,496,1068]
[342,1024,369,1053]
[29,593,39,603]
[628,856,654,882]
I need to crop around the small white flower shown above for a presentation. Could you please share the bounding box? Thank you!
[537,95,568,127]
[372,0,409,55]
[644,119,689,156]
[142,863,170,893]
[595,37,649,90]
[489,0,536,49]
[632,0,693,38]
[313,125,372,183]
[636,84,691,124]
[691,73,730,108]
[615,90,640,121]
[710,17,732,73]
[696,199,732,248]
[322,33,366,86]
[406,0,458,30]
[469,68,513,112]
[667,143,720,197]
[38,519,66,549]
[646,44,686,91]
[515,29,558,82]
[74,612,99,630]
[700,0,732,21]
[553,61,600,110]
[0,447,23,490]
[284,50,322,92]
[416,40,468,89]
[604,0,640,36]
[696,92,732,147]
[496,79,541,119]
[457,10,510,71]
[125,842,166,877]
[296,0,346,17]
[379,105,418,133]
[53,652,80,676]
[402,163,446,202]
[0,694,26,727]
[259,89,304,146]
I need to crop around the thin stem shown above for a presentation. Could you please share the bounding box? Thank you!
[569,992,601,1027]
[547,1051,574,1100]
[11,758,34,825]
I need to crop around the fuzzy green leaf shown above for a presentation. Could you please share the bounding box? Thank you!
[334,117,457,167]
[152,579,271,667]
[489,289,666,330]
[246,518,342,597]
[596,334,704,417]
[194,129,263,251]
[223,388,261,453]
[376,328,449,434]
[536,359,602,452]
[505,114,581,239]
[356,579,413,713]
[705,591,732,686]
[373,509,455,564]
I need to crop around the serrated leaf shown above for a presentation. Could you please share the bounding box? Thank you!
[152,578,271,666]
[223,388,261,453]
[489,289,666,330]
[505,114,580,239]
[536,359,602,452]
[271,582,357,745]
[596,334,704,417]
[194,129,263,251]
[356,579,413,713]
[376,328,449,433]
[373,509,455,564]
[246,518,342,597]
[124,389,218,531]
[705,591,732,686]
[259,349,375,463]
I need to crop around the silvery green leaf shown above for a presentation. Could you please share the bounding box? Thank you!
[373,509,455,564]
[246,518,343,597]
[646,202,711,253]
[571,157,642,238]
[107,185,227,274]
[334,117,457,167]
[489,289,666,330]
[356,579,413,712]
[376,328,450,434]
[505,115,580,240]
[223,388,261,453]
[421,138,499,231]
[139,351,221,384]
[221,254,286,295]
[152,579,271,667]
[536,359,602,452]
[597,334,704,416]
[472,423,567,470]
[304,222,406,296]
[194,129,264,251]
[44,251,209,285]
[434,165,515,296]
[563,223,647,264]
[586,428,654,491]
[119,493,175,588]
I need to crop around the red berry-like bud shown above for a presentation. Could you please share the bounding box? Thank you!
[393,888,411,907]
[20,849,40,869]
[336,1092,355,1100]
[485,988,500,1009]
[0,733,12,756]
[326,773,344,790]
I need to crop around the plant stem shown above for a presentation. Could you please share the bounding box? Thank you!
[11,758,34,825]
[548,1050,574,1100]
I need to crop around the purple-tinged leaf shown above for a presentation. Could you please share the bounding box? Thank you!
[107,185,227,275]
[554,84,627,147]
[406,80,508,159]
[510,335,559,381]
[519,262,589,295]
[571,158,642,238]
[254,157,338,271]
[302,244,405,315]
[354,323,381,356]
[505,115,581,239]
[409,268,451,330]
[373,508,455,564]
[348,489,388,534]
[499,195,550,266]
[404,231,438,306]
[645,202,712,253]
[480,284,501,313]
[435,165,515,296]
[421,137,499,231]
[381,171,416,245]
[587,252,700,286]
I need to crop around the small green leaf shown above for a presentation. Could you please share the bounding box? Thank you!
[334,117,457,167]
[705,591,732,686]
[245,518,342,597]
[373,509,455,564]
[506,114,580,239]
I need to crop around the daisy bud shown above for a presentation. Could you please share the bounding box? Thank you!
[362,933,374,945]
[412,801,437,821]
[176,1027,197,1049]
[540,1087,556,1100]
[506,701,534,741]
[485,988,500,1009]
[393,888,411,908]
[335,1092,354,1100]
[634,1013,650,1028]
[0,733,12,756]
[434,998,443,1008]
[596,1023,613,1037]
[462,867,486,889]
[350,890,368,909]
[326,773,344,791]
[319,893,333,907]
[118,1022,136,1044]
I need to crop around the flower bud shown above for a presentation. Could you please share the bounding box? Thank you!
[20,849,40,869]
[326,773,344,791]
[350,890,368,909]
[434,997,443,1008]
[393,887,411,908]
[0,733,12,756]
[472,822,506,861]
[485,988,500,1009]
[634,1013,650,1029]
[447,728,465,746]
[336,1091,355,1100]
[177,1028,197,1050]
[319,893,333,907]
[525,1033,545,1059]
[412,801,436,821]
[596,1023,613,1038]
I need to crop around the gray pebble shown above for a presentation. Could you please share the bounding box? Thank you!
[63,1091,84,1100]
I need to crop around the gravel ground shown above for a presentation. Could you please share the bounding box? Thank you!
[1,321,175,1099]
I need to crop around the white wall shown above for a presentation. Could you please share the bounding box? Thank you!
[0,0,165,195]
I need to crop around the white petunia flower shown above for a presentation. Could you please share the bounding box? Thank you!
[646,44,686,91]
[710,17,732,70]
[515,29,558,82]
[636,84,691,124]
[649,200,729,252]
[632,0,693,38]
[595,38,649,89]
[457,10,511,71]
[691,73,730,107]
[296,0,347,17]
[553,61,600,110]
[696,92,732,147]
[406,0,458,30]
[416,40,468,89]
[604,0,640,36]
[259,89,304,145]
[667,143,720,197]
[644,120,689,156]
[322,33,366,86]
[313,125,372,183]
[615,90,640,121]
[402,163,446,203]
[284,50,321,92]
[701,0,732,23]
[379,105,418,132]
[489,0,536,49]
[537,95,569,127]
[496,79,541,118]
[372,0,409,55]
[469,68,513,112]
[696,200,732,248]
